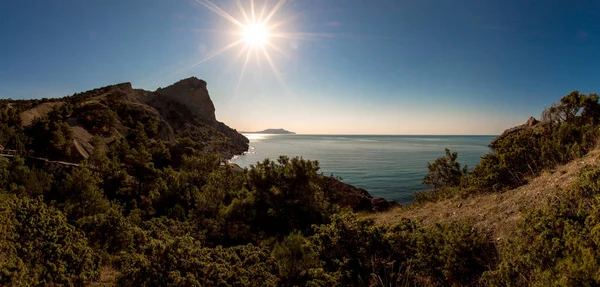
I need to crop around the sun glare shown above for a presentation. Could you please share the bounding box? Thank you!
[244,24,269,46]
[192,0,318,93]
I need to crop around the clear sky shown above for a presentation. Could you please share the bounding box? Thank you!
[1,0,599,134]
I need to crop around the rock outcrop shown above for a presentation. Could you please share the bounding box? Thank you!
[489,117,540,148]
[319,176,399,212]
[147,77,248,159]
[155,77,216,123]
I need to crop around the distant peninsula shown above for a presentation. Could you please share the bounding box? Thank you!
[241,128,296,134]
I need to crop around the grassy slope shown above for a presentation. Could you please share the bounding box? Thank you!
[366,145,600,240]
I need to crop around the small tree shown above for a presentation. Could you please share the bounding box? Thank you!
[272,230,322,285]
[422,148,466,189]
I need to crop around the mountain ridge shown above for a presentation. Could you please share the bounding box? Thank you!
[2,77,249,161]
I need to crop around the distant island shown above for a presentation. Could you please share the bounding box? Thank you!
[241,128,295,134]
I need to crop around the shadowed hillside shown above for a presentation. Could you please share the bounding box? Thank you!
[0,77,249,162]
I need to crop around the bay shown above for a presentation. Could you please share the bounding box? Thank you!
[231,134,495,203]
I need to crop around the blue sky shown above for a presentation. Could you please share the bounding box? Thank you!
[1,0,599,134]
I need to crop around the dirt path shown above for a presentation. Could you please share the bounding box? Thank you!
[367,147,600,239]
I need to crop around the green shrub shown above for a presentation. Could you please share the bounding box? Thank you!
[118,237,279,286]
[311,212,496,286]
[272,231,328,286]
[0,195,100,286]
[73,102,117,135]
[423,148,467,189]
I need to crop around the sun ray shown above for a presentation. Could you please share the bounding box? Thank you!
[195,0,245,28]
[266,16,295,31]
[259,0,268,22]
[261,46,290,92]
[235,47,254,94]
[265,42,287,57]
[190,38,245,68]
[220,43,252,76]
[270,32,335,40]
[188,0,313,95]
[261,0,287,26]
[235,0,251,24]
[251,0,256,23]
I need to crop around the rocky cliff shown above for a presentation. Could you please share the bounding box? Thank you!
[155,77,216,123]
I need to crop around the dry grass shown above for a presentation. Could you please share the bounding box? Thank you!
[366,146,600,240]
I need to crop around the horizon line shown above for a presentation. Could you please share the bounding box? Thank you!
[241,133,499,136]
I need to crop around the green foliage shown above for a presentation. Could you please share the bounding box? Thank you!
[423,148,467,189]
[76,205,144,255]
[0,157,53,197]
[272,231,328,286]
[243,156,332,237]
[73,102,117,135]
[462,91,600,194]
[26,116,73,157]
[541,90,600,126]
[0,195,100,286]
[311,211,496,286]
[118,237,280,287]
[57,167,110,220]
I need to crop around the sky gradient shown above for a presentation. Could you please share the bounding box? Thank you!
[1,0,599,134]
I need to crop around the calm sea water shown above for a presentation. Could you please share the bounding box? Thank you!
[231,134,495,203]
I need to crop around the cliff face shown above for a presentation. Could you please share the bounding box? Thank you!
[155,77,216,123]
[148,77,248,159]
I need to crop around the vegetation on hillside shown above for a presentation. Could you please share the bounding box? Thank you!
[417,90,600,203]
[1,88,600,286]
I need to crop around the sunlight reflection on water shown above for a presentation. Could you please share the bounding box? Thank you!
[242,133,278,143]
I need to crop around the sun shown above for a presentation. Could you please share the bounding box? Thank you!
[192,0,318,93]
[244,24,269,47]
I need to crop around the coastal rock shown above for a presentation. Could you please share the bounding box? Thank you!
[156,77,216,123]
[371,197,392,212]
[489,116,540,148]
[319,176,399,212]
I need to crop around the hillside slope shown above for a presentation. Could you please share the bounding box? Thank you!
[1,77,249,161]
[369,144,600,239]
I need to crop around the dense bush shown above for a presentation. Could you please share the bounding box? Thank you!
[0,195,100,286]
[311,212,496,286]
[26,117,74,157]
[118,237,280,286]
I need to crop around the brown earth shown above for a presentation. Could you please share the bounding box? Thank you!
[19,102,65,126]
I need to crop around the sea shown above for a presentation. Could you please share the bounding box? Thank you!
[231,134,495,204]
